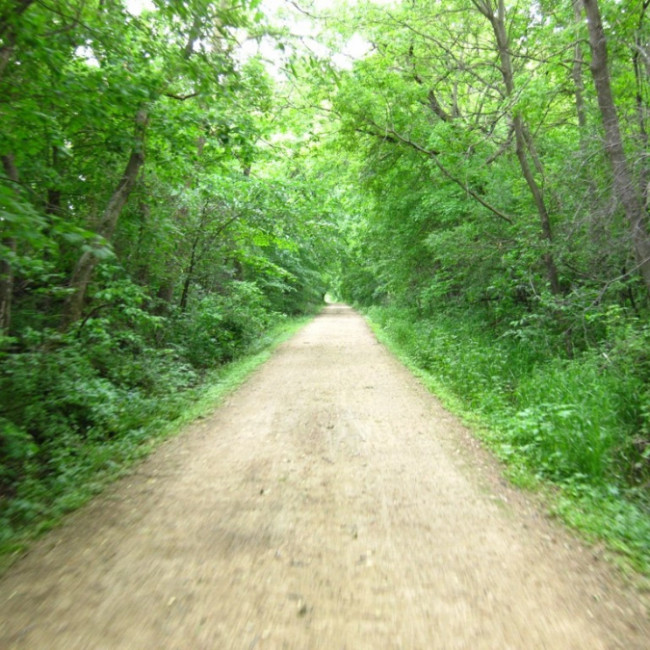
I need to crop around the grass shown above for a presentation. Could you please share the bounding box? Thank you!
[364,305,650,582]
[0,315,313,575]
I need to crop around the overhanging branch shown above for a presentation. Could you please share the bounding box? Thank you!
[164,91,200,101]
[362,122,514,225]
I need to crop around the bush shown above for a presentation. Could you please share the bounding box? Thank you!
[366,304,650,488]
[0,275,297,546]
[365,303,650,572]
[175,281,277,368]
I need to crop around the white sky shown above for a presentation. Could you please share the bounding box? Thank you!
[124,0,373,72]
[244,0,373,72]
[125,0,154,13]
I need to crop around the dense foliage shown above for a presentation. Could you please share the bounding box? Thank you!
[2,0,650,570]
[327,0,650,568]
[0,0,336,546]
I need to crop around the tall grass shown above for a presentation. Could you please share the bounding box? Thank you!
[0,315,312,572]
[366,305,650,574]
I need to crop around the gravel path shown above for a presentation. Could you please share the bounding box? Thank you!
[1,305,648,649]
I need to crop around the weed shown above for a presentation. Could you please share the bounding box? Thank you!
[0,315,312,574]
[365,305,650,575]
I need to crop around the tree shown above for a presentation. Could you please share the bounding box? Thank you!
[0,0,336,535]
[581,0,650,297]
[0,155,19,332]
[472,0,561,294]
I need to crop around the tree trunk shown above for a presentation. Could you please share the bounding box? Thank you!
[153,134,206,314]
[582,0,650,296]
[0,0,36,80]
[155,281,176,311]
[46,145,62,216]
[179,231,200,311]
[572,0,588,132]
[61,108,148,329]
[476,0,561,294]
[0,154,18,333]
[633,2,650,206]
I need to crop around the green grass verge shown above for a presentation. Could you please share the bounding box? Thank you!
[0,315,313,575]
[364,310,650,584]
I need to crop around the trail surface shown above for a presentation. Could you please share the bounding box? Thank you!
[1,305,648,649]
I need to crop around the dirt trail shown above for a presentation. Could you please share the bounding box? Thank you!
[1,305,648,649]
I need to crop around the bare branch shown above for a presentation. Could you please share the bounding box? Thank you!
[164,91,200,101]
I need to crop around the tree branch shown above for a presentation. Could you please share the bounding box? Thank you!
[485,125,514,164]
[164,91,200,101]
[361,122,514,225]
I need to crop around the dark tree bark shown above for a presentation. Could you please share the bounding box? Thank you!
[0,154,19,333]
[179,224,204,311]
[633,2,650,205]
[473,0,561,294]
[582,0,650,296]
[572,0,588,132]
[0,0,36,80]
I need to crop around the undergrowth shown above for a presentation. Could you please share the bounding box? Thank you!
[0,315,312,573]
[365,305,650,577]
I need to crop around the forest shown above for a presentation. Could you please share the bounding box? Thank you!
[2,0,650,572]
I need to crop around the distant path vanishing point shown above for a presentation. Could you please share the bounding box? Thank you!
[1,304,648,649]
